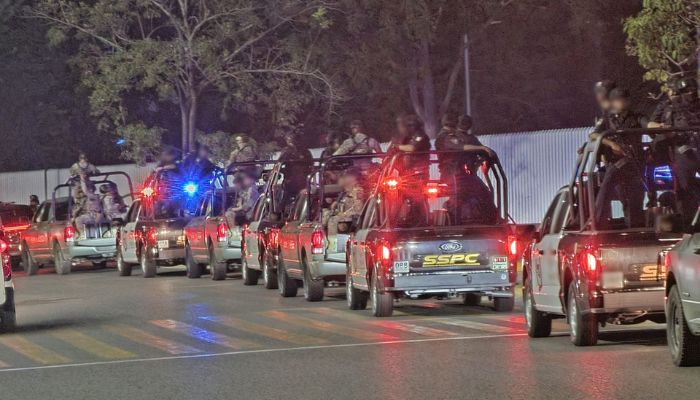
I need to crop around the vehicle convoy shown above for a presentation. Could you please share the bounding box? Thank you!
[663,207,700,366]
[523,129,685,346]
[21,172,134,275]
[277,154,383,301]
[0,203,33,269]
[345,150,518,317]
[183,162,273,280]
[0,233,16,332]
[115,171,202,278]
[241,159,315,288]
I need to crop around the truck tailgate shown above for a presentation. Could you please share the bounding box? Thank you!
[599,245,668,290]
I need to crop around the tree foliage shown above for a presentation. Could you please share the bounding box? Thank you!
[624,0,700,82]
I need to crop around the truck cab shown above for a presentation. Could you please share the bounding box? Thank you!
[523,129,685,346]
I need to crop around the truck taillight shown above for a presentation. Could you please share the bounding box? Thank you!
[268,228,280,249]
[311,230,324,254]
[0,239,8,254]
[508,235,518,257]
[580,249,600,282]
[217,222,229,242]
[64,226,76,242]
[377,242,393,270]
[146,228,158,245]
[2,255,10,281]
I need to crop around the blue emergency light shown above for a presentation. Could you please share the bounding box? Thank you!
[184,182,199,196]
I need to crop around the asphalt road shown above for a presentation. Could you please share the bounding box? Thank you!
[0,264,697,400]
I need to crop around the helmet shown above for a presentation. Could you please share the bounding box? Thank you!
[457,115,473,131]
[594,80,617,96]
[608,87,630,101]
[441,113,458,128]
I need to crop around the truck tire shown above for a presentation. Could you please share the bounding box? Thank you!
[10,257,21,272]
[0,310,16,333]
[141,247,157,278]
[568,284,598,346]
[277,258,297,297]
[667,285,700,366]
[371,267,393,317]
[262,252,278,289]
[346,268,368,310]
[524,280,551,338]
[463,293,481,306]
[116,248,133,277]
[54,244,71,275]
[241,255,259,286]
[494,296,515,312]
[185,244,202,279]
[21,244,38,276]
[302,257,324,302]
[208,245,227,281]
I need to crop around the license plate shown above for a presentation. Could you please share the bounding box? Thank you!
[393,261,410,273]
[157,240,170,249]
[491,256,509,271]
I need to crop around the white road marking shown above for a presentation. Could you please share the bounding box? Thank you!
[0,333,528,373]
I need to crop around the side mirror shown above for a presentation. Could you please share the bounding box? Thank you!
[111,218,125,227]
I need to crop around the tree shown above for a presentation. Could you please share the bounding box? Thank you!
[32,0,338,156]
[624,0,700,82]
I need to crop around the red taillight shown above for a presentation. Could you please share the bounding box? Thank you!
[377,242,392,270]
[268,228,280,249]
[383,178,400,190]
[0,239,8,253]
[142,187,156,198]
[2,256,10,281]
[2,224,31,232]
[64,226,76,242]
[217,222,229,242]
[311,230,324,254]
[146,228,158,245]
[507,235,518,257]
[580,249,600,282]
[424,182,444,196]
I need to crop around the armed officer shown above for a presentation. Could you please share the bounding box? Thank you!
[333,120,382,155]
[591,88,647,228]
[326,168,366,236]
[648,78,700,224]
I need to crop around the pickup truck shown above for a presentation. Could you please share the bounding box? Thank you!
[0,233,16,331]
[21,172,134,275]
[522,129,684,346]
[241,159,315,288]
[662,207,700,366]
[0,203,33,269]
[277,154,383,301]
[183,162,273,280]
[345,150,517,317]
[115,172,199,278]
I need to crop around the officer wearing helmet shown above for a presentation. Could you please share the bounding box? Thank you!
[435,113,494,177]
[594,80,617,125]
[333,120,382,155]
[278,128,313,162]
[590,87,647,229]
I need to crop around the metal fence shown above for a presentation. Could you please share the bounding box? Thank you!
[0,127,590,224]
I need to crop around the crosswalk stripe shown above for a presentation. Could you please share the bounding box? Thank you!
[262,311,399,341]
[0,336,70,365]
[200,316,329,346]
[150,320,258,350]
[310,308,456,338]
[108,325,202,355]
[432,318,523,334]
[52,330,135,360]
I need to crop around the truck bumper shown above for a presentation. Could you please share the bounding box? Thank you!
[587,289,665,315]
[310,255,346,279]
[67,244,117,261]
[153,247,185,262]
[214,245,241,263]
[391,271,514,296]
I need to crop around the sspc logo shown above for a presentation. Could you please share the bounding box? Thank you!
[439,242,463,253]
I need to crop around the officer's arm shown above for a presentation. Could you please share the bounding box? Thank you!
[333,139,353,156]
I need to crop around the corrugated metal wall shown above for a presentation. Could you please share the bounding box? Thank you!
[479,127,590,224]
[0,127,591,224]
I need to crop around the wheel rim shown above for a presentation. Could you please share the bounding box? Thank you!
[669,297,682,355]
[117,251,123,272]
[277,261,285,294]
[141,249,148,271]
[569,295,577,339]
[263,257,269,284]
[242,259,248,281]
[371,275,378,314]
[525,290,533,329]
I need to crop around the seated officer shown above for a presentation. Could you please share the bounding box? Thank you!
[326,168,366,236]
[225,172,259,227]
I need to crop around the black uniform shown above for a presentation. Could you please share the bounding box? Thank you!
[593,111,646,229]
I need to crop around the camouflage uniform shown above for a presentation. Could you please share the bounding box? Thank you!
[225,185,259,227]
[102,192,127,220]
[73,180,104,230]
[69,162,100,178]
[435,125,483,177]
[327,185,366,236]
[333,133,381,155]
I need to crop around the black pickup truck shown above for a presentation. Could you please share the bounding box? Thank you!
[345,150,518,317]
[523,129,686,346]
